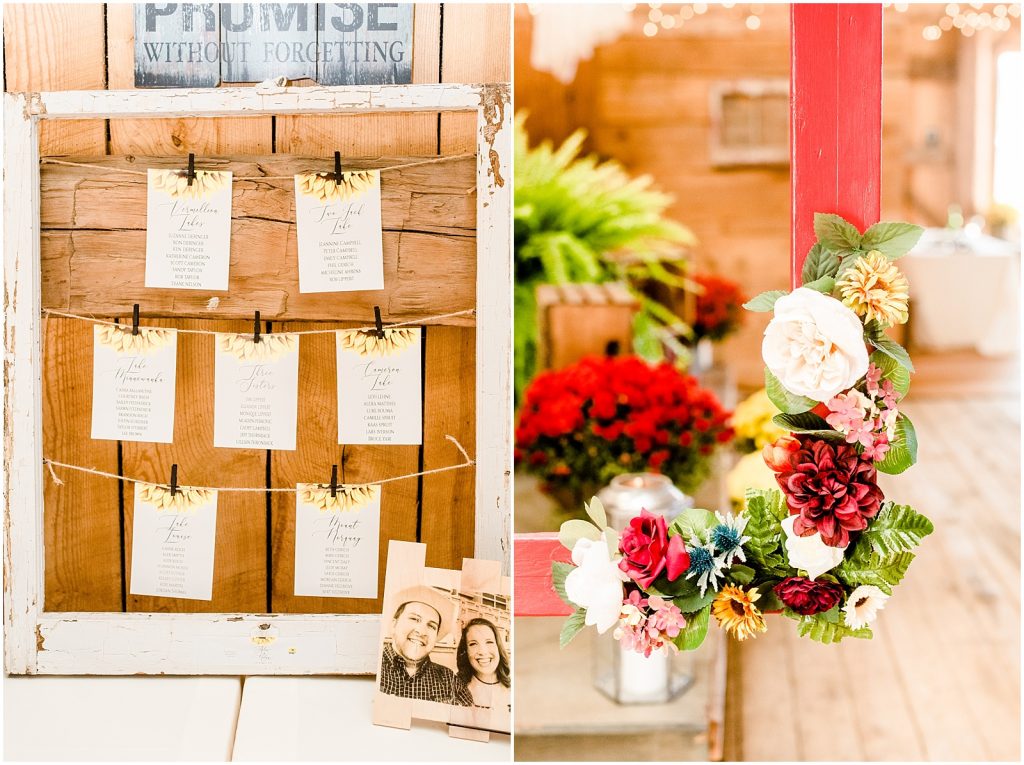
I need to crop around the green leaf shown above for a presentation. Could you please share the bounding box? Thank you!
[801,243,841,284]
[861,221,924,259]
[814,212,863,251]
[772,412,845,441]
[869,350,911,397]
[672,605,711,651]
[796,612,873,644]
[802,276,836,295]
[560,608,588,648]
[730,563,755,585]
[869,334,915,374]
[765,369,818,414]
[853,502,934,559]
[754,581,784,612]
[742,489,790,578]
[551,561,576,607]
[648,573,716,612]
[875,415,918,475]
[836,551,915,595]
[668,508,718,544]
[743,289,788,312]
[603,527,620,559]
[584,497,608,529]
[558,519,601,551]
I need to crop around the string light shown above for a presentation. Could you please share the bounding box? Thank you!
[745,14,760,30]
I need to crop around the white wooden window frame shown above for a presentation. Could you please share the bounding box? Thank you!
[3,83,511,675]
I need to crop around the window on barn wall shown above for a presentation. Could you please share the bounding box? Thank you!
[709,80,789,167]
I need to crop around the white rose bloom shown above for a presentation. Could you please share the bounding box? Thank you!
[780,515,846,579]
[843,585,889,629]
[564,538,628,634]
[763,287,869,401]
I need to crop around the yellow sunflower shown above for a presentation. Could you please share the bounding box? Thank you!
[137,483,214,513]
[836,250,910,327]
[712,584,767,641]
[338,327,417,357]
[298,482,379,512]
[296,170,378,203]
[96,325,173,354]
[151,169,228,200]
[217,332,297,362]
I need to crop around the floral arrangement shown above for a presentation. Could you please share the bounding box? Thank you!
[690,273,746,343]
[515,355,733,508]
[552,214,933,651]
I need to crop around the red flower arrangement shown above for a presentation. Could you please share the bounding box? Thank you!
[515,355,733,506]
[692,273,746,343]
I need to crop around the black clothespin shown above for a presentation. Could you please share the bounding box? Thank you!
[373,306,385,338]
[330,464,338,498]
[333,151,343,184]
[132,304,140,336]
[186,153,196,186]
[169,464,178,497]
[253,310,261,343]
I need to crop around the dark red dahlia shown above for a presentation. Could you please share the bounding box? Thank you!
[771,436,883,547]
[774,577,845,616]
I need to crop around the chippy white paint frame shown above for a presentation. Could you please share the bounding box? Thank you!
[3,83,512,675]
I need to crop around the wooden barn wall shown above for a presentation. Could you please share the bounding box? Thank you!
[515,5,977,389]
[3,3,511,613]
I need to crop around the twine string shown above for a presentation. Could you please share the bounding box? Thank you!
[40,153,474,180]
[43,436,474,493]
[42,308,475,336]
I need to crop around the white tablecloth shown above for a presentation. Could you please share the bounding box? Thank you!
[900,230,1020,356]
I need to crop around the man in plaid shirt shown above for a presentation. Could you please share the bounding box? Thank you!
[378,586,472,706]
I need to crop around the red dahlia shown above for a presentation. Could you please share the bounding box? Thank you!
[774,576,845,616]
[771,436,883,548]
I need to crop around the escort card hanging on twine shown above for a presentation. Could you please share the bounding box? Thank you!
[294,169,385,293]
[129,482,218,601]
[91,324,178,443]
[336,327,422,445]
[293,483,382,599]
[145,167,233,290]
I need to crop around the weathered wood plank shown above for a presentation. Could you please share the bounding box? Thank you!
[269,321,419,614]
[220,3,317,84]
[122,319,267,614]
[420,325,477,569]
[41,317,122,612]
[131,2,220,87]
[2,3,106,156]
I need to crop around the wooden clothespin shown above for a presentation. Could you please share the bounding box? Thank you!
[186,153,196,186]
[374,306,385,338]
[333,151,343,184]
[253,310,261,343]
[169,464,178,497]
[132,304,140,336]
[330,464,338,498]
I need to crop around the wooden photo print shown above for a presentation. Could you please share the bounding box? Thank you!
[372,540,511,742]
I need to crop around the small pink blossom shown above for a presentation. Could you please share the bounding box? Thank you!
[646,596,687,640]
[865,363,883,396]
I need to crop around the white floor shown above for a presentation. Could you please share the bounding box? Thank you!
[3,675,510,761]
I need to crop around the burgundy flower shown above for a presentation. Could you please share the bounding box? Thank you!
[618,509,690,589]
[774,576,845,616]
[770,436,883,547]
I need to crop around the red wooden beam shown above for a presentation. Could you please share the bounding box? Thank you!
[513,533,573,617]
[790,3,882,286]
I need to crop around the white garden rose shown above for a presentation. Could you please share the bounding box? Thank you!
[564,538,628,634]
[780,515,846,580]
[762,287,869,402]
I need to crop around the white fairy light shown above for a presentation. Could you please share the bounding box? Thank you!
[661,14,676,28]
[945,2,960,14]
[962,23,976,35]
[1009,4,1021,18]
[694,3,708,14]
[994,4,1008,16]
[680,5,694,20]
[745,14,761,30]
[923,25,942,40]
[643,21,658,36]
[648,7,663,21]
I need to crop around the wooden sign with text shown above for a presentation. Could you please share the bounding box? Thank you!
[134,3,413,86]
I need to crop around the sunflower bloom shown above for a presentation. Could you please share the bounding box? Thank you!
[712,585,767,641]
[836,250,910,327]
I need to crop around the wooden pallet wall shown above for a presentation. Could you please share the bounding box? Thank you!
[4,2,510,614]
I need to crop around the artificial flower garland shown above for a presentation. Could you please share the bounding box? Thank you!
[553,213,934,652]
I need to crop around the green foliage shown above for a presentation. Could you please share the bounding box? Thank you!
[860,221,924,259]
[558,518,601,551]
[875,414,918,475]
[868,333,916,374]
[649,574,716,612]
[772,412,845,441]
[584,497,608,529]
[560,608,588,648]
[514,114,697,400]
[668,508,718,544]
[854,502,934,560]
[765,369,818,414]
[837,551,915,595]
[551,561,575,607]
[730,564,755,585]
[754,580,784,612]
[744,290,788,312]
[742,489,791,578]
[672,605,711,651]
[801,243,841,284]
[793,611,873,643]
[869,350,911,397]
[802,276,836,295]
[814,213,863,254]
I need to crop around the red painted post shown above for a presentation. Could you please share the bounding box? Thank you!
[513,533,573,617]
[790,4,882,286]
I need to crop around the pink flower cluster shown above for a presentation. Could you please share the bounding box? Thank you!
[613,591,688,656]
[824,363,899,461]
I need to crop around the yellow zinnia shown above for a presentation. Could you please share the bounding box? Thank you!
[712,584,767,641]
[836,250,910,327]
[730,388,786,452]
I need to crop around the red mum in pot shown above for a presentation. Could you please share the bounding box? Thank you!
[767,435,883,548]
[774,576,845,616]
